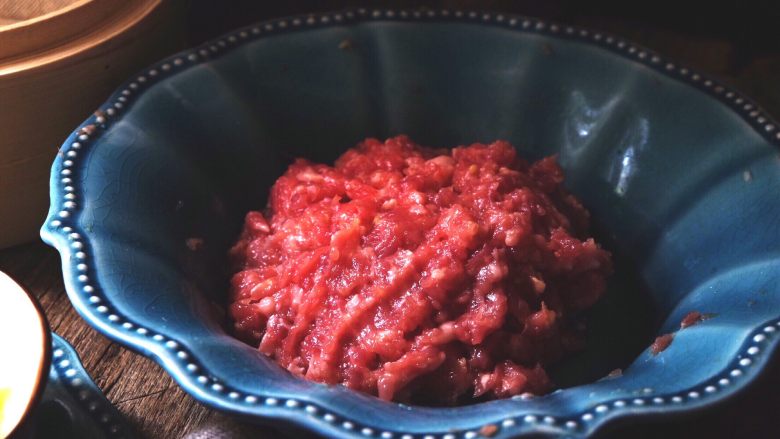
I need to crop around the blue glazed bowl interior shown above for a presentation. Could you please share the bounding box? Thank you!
[43,15,780,438]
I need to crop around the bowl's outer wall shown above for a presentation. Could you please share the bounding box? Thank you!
[46,19,780,437]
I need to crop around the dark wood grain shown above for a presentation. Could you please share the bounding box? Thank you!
[2,4,779,438]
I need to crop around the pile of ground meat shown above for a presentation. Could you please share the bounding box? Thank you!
[228,136,612,405]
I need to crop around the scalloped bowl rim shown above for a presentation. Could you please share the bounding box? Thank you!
[49,333,131,438]
[40,8,780,439]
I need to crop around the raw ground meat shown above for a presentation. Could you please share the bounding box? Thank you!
[228,136,612,405]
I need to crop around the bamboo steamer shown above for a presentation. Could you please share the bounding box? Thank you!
[0,0,185,248]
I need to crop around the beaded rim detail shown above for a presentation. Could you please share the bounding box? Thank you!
[41,8,780,439]
[51,334,130,438]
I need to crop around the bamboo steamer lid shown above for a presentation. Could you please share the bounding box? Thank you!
[0,0,185,248]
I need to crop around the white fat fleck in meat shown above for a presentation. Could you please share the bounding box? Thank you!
[287,359,305,375]
[487,261,507,281]
[385,268,398,283]
[395,249,414,266]
[374,329,399,345]
[504,229,521,246]
[410,204,428,215]
[430,269,446,280]
[247,213,271,233]
[438,322,456,341]
[257,297,275,315]
[381,199,397,210]
[296,169,325,182]
[428,155,455,178]
[249,279,274,297]
[284,234,307,251]
[290,286,304,307]
[346,294,363,313]
[254,222,271,234]
[429,155,455,168]
[370,171,385,185]
[408,191,425,204]
[385,250,414,284]
[530,276,546,294]
[475,262,507,293]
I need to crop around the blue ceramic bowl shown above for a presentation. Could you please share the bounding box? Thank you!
[37,334,131,439]
[42,9,780,439]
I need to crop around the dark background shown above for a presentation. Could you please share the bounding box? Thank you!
[179,2,780,438]
[184,0,780,119]
[185,0,780,51]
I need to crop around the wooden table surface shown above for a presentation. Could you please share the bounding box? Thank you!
[2,4,779,438]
